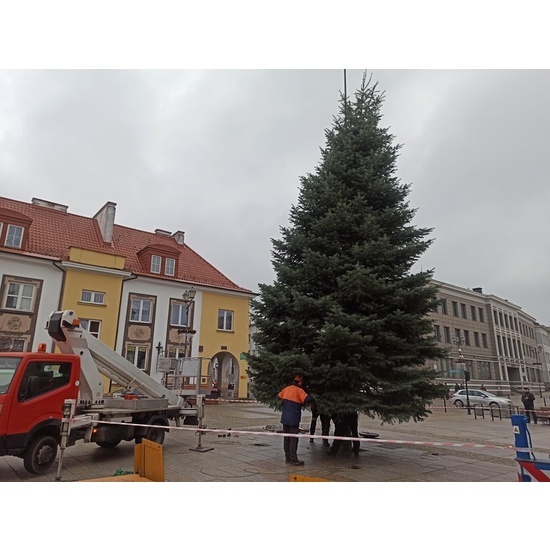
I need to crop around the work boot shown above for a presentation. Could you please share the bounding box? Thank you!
[309,438,314,443]
[288,459,304,466]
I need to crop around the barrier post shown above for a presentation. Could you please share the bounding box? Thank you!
[512,414,532,481]
[512,413,550,482]
[54,399,76,481]
[190,394,213,453]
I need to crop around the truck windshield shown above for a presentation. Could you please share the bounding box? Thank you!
[0,357,21,395]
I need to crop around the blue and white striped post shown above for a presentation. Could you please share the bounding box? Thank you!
[512,413,532,481]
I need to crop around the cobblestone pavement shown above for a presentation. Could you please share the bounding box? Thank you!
[2,398,549,482]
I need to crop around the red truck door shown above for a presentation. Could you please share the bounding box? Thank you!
[8,355,80,439]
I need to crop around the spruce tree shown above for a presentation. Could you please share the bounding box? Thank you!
[247,72,446,423]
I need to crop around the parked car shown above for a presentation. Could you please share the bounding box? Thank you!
[451,389,513,408]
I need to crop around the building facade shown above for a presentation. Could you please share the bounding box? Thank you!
[428,280,549,394]
[0,196,254,398]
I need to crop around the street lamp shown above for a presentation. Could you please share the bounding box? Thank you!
[156,341,164,356]
[534,344,543,398]
[155,341,164,372]
[178,287,196,357]
[453,336,471,414]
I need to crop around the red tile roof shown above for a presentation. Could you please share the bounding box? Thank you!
[0,196,252,294]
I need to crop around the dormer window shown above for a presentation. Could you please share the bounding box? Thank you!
[0,209,32,250]
[151,255,161,274]
[5,225,24,248]
[137,244,180,278]
[165,258,175,276]
[150,255,175,276]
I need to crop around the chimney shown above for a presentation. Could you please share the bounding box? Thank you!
[172,230,185,245]
[93,201,117,244]
[155,229,171,237]
[31,197,68,212]
[472,287,483,293]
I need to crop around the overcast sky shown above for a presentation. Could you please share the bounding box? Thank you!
[2,69,550,323]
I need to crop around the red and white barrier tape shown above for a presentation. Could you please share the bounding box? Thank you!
[72,417,515,450]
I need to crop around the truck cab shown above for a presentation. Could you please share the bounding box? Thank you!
[0,352,81,473]
[1,309,200,475]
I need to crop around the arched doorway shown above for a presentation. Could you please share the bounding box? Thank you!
[209,352,240,399]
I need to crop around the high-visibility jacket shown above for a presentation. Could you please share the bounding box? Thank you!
[278,384,312,427]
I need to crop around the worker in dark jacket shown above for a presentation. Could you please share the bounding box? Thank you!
[278,375,313,466]
[309,401,332,447]
[328,411,360,457]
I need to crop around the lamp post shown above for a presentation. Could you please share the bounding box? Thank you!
[155,341,164,363]
[178,287,196,357]
[453,336,471,414]
[534,345,543,398]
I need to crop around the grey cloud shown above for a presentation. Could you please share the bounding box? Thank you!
[2,70,550,321]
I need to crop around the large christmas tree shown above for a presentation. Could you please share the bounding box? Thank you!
[248,73,446,423]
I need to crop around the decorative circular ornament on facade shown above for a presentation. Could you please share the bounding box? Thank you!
[7,316,22,330]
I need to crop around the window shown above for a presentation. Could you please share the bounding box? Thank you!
[444,326,451,343]
[464,330,470,346]
[478,361,491,380]
[478,308,484,323]
[131,299,152,323]
[11,338,26,351]
[474,332,480,347]
[218,309,233,331]
[81,290,105,304]
[461,303,467,319]
[5,224,24,248]
[171,303,189,326]
[470,306,477,321]
[1,337,26,352]
[165,258,176,276]
[18,361,72,401]
[482,333,488,348]
[454,328,461,341]
[493,310,498,325]
[167,346,187,359]
[151,255,161,274]
[512,339,519,358]
[126,345,147,370]
[440,299,447,315]
[4,282,35,310]
[433,324,441,341]
[452,301,458,317]
[496,335,503,355]
[80,319,101,338]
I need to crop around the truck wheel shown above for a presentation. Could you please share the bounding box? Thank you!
[23,434,58,474]
[142,414,169,445]
[145,424,166,445]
